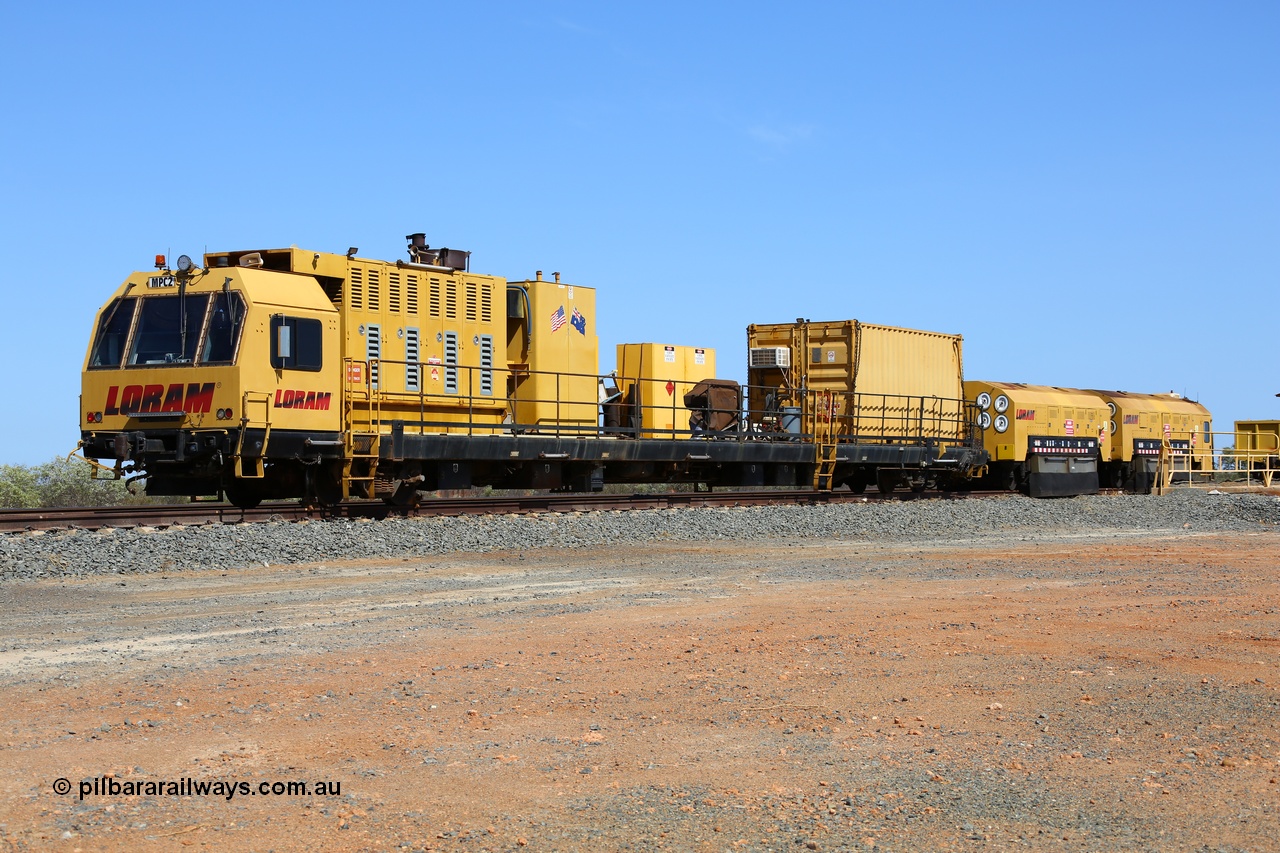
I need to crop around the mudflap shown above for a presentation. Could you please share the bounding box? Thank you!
[1027,471,1100,498]
[1026,453,1100,498]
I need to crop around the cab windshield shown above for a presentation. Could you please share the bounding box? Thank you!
[129,294,209,364]
[88,291,246,369]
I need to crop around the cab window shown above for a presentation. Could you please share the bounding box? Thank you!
[271,315,323,371]
[127,294,209,365]
[89,297,137,368]
[202,291,246,364]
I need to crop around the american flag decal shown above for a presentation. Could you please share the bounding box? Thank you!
[550,305,567,332]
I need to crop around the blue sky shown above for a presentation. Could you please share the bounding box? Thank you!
[1,2,1276,465]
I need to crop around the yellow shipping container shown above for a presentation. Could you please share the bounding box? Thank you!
[746,319,966,442]
[615,343,717,438]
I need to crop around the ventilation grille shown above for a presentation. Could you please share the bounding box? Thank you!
[749,347,790,368]
[428,278,441,318]
[465,282,478,322]
[480,284,492,323]
[349,268,364,311]
[406,274,419,314]
[388,272,402,313]
[366,324,381,389]
[479,334,493,396]
[445,281,457,320]
[405,327,420,392]
[367,269,381,312]
[443,331,458,394]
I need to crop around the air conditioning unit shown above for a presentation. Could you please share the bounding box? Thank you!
[749,347,791,368]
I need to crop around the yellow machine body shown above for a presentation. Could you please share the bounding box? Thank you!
[1091,390,1213,468]
[507,276,599,433]
[614,343,717,438]
[81,264,343,437]
[203,247,510,436]
[964,381,1111,463]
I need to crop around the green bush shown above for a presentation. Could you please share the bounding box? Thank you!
[0,457,162,508]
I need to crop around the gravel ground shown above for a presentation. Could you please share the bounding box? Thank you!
[0,494,1277,851]
[3,490,1277,581]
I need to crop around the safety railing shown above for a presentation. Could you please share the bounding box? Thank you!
[761,387,974,447]
[1156,429,1278,492]
[337,359,982,450]
[343,357,510,437]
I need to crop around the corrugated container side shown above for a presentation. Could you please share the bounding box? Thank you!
[746,319,968,442]
[854,324,963,401]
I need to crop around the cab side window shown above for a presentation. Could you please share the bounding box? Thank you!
[271,315,323,371]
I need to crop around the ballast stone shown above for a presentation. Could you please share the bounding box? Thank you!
[0,491,1275,580]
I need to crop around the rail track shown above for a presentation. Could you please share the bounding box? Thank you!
[0,487,1021,533]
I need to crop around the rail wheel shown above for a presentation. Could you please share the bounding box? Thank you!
[224,479,263,510]
[308,461,345,508]
[875,469,898,495]
[385,481,423,508]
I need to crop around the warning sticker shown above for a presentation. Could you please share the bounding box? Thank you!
[1064,419,1075,435]
[694,348,705,365]
[664,346,675,363]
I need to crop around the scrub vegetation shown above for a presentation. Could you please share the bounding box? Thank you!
[0,457,161,508]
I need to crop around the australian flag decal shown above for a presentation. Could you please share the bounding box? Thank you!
[570,307,586,335]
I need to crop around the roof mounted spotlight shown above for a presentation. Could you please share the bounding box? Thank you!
[176,254,195,273]
[346,247,358,259]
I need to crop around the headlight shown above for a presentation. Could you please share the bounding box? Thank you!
[993,395,1010,414]
[994,414,1009,433]
[976,392,992,411]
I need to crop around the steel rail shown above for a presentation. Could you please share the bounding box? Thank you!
[0,488,1023,533]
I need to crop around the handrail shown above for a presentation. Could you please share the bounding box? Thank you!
[1156,429,1276,491]
[335,357,979,450]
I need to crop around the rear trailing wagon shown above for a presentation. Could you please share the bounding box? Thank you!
[963,383,1213,496]
[964,382,1108,497]
[1089,391,1213,491]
